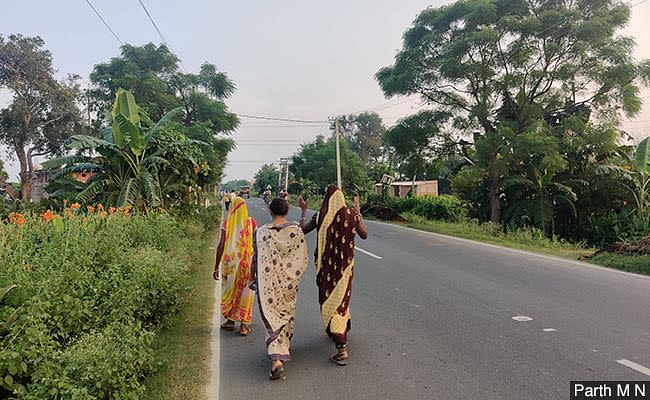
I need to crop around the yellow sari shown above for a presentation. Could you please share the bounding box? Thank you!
[220,197,256,324]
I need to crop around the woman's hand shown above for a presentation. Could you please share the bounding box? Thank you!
[298,196,308,211]
[353,195,362,213]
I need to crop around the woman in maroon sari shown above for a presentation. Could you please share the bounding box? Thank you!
[299,185,368,365]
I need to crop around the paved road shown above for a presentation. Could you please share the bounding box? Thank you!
[219,197,650,400]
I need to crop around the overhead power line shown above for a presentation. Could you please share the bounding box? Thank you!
[136,0,186,72]
[236,114,329,124]
[85,0,123,45]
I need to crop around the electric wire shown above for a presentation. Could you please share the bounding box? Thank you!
[84,0,123,45]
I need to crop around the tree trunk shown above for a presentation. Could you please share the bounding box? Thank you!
[15,143,31,202]
[488,166,501,223]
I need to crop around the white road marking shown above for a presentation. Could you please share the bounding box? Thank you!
[542,328,557,332]
[616,359,650,377]
[512,316,533,322]
[357,247,383,259]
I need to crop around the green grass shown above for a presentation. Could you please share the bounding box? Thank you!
[395,213,595,260]
[590,253,650,275]
[143,229,218,400]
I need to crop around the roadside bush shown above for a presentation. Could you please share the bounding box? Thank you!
[366,193,467,222]
[0,206,206,399]
[581,210,650,247]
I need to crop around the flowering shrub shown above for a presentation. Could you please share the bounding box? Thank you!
[0,205,205,399]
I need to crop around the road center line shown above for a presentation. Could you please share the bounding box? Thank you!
[357,247,383,260]
[616,359,650,377]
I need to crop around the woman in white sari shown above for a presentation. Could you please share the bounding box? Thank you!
[252,198,309,381]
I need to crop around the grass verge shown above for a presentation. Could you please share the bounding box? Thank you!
[392,213,595,260]
[590,253,650,275]
[143,229,218,400]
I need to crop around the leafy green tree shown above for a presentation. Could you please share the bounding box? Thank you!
[90,43,238,133]
[253,164,280,194]
[290,136,370,194]
[288,177,318,198]
[0,34,85,201]
[377,0,650,222]
[332,112,386,163]
[499,124,577,232]
[384,111,455,183]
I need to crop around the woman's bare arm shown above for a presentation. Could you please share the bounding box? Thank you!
[353,196,368,240]
[355,214,368,240]
[213,230,226,280]
[298,196,317,234]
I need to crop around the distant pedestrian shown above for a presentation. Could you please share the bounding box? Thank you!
[252,198,309,380]
[224,191,232,211]
[213,197,257,336]
[299,185,368,366]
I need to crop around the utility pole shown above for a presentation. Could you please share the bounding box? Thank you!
[279,157,290,192]
[86,88,92,126]
[335,118,342,189]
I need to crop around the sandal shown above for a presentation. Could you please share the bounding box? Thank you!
[239,325,251,336]
[220,321,235,331]
[329,353,349,366]
[269,366,286,381]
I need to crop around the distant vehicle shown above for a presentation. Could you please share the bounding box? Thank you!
[238,186,251,199]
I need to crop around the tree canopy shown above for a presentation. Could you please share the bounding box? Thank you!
[0,34,85,201]
[90,43,239,134]
[253,164,280,193]
[290,136,370,194]
[331,112,386,163]
[377,0,650,222]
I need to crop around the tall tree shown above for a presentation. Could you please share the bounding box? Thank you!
[331,112,386,163]
[290,135,370,194]
[90,43,238,134]
[253,164,280,193]
[377,0,650,222]
[0,34,84,201]
[384,111,456,182]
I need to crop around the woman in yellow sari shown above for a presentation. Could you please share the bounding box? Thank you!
[213,197,257,336]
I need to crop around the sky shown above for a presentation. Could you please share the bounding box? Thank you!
[1,0,649,181]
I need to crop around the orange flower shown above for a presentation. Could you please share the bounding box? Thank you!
[97,204,104,212]
[41,209,56,223]
[9,213,26,227]
[70,203,80,210]
[108,207,116,215]
[87,205,95,214]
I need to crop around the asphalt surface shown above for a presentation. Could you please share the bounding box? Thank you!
[218,197,650,400]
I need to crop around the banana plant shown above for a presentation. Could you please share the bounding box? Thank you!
[44,89,204,209]
[595,136,650,216]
